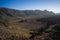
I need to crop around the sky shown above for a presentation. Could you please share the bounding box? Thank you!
[0,0,60,13]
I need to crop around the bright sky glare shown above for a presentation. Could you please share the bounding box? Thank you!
[0,0,60,13]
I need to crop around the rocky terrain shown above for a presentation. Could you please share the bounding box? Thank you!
[0,8,60,40]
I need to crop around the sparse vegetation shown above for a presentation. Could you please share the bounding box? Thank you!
[0,8,60,40]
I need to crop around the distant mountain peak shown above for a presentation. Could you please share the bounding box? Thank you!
[0,8,55,17]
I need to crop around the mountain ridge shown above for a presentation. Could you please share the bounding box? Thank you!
[0,8,55,17]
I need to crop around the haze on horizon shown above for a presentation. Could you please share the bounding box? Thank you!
[0,0,60,13]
